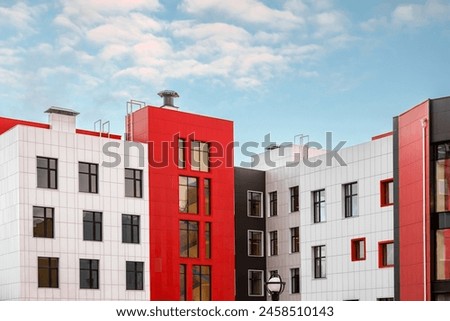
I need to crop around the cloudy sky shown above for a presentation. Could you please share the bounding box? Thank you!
[1,0,450,162]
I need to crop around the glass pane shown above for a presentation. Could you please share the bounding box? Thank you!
[125,169,133,179]
[436,229,450,280]
[49,159,57,169]
[179,221,188,257]
[125,179,134,197]
[79,163,89,173]
[180,265,186,300]
[79,173,88,192]
[90,164,97,174]
[37,157,47,168]
[49,171,57,188]
[386,243,394,265]
[37,168,47,188]
[50,268,58,288]
[90,175,97,193]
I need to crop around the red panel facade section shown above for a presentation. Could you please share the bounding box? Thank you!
[75,129,121,140]
[0,116,50,135]
[397,100,431,300]
[129,106,235,301]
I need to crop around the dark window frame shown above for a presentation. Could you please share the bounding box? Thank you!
[291,268,300,294]
[193,265,211,301]
[80,259,99,289]
[37,156,57,189]
[33,206,54,238]
[204,178,211,215]
[79,162,99,193]
[191,141,209,172]
[180,220,199,258]
[290,186,299,212]
[38,257,59,288]
[269,191,277,217]
[179,176,198,214]
[122,214,140,244]
[291,227,299,253]
[180,264,186,301]
[313,245,326,279]
[269,231,278,256]
[344,182,358,218]
[178,138,186,169]
[313,189,326,223]
[125,168,143,198]
[126,261,144,290]
[83,211,103,242]
[205,222,211,259]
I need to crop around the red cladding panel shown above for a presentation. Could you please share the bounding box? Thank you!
[397,100,431,300]
[129,106,235,301]
[0,117,49,135]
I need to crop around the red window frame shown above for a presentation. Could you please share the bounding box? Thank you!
[378,240,394,268]
[351,237,366,261]
[380,178,394,207]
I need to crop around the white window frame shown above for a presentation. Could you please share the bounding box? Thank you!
[247,230,264,257]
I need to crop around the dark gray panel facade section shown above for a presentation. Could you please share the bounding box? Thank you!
[393,116,400,301]
[430,96,450,144]
[234,167,267,301]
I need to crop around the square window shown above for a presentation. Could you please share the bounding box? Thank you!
[79,162,98,193]
[37,157,57,189]
[38,257,59,288]
[122,214,140,244]
[125,168,143,198]
[351,238,366,261]
[80,259,99,289]
[33,206,54,238]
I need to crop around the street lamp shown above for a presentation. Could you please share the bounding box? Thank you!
[266,273,286,301]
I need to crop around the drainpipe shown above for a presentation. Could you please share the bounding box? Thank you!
[421,118,428,301]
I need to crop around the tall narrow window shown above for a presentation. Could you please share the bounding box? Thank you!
[435,143,450,212]
[291,227,299,253]
[38,257,59,288]
[80,259,99,289]
[33,206,54,238]
[290,268,300,294]
[180,220,199,258]
[313,245,326,279]
[125,168,143,198]
[193,265,211,301]
[122,214,140,244]
[436,229,450,280]
[37,157,57,189]
[378,241,394,268]
[269,191,277,217]
[126,261,144,290]
[79,162,98,193]
[248,230,263,257]
[269,231,278,256]
[179,176,198,213]
[344,182,358,218]
[191,141,209,172]
[313,189,326,223]
[180,265,186,300]
[83,211,102,241]
[351,238,366,261]
[178,138,186,169]
[248,191,263,218]
[205,222,211,259]
[380,179,394,207]
[204,179,211,215]
[290,186,299,212]
[248,270,263,296]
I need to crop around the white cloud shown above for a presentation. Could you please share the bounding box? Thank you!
[0,2,45,31]
[179,0,303,29]
[312,11,349,37]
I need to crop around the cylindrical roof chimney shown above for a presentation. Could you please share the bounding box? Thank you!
[158,90,179,110]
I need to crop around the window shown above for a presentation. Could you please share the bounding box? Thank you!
[378,241,394,268]
[193,265,211,301]
[269,231,278,256]
[126,261,144,290]
[37,157,57,189]
[248,230,263,257]
[38,257,58,288]
[248,191,263,217]
[179,176,198,213]
[291,268,300,294]
[178,138,186,169]
[80,259,99,289]
[125,168,143,198]
[180,220,199,258]
[248,270,264,296]
[313,245,326,279]
[351,238,366,261]
[313,189,326,223]
[205,222,211,259]
[180,265,186,301]
[191,141,209,172]
[33,206,54,238]
[435,143,450,212]
[290,186,299,212]
[269,191,277,217]
[204,179,211,215]
[291,227,299,253]
[83,211,102,241]
[122,214,140,244]
[380,179,394,207]
[344,182,358,217]
[79,162,98,193]
[436,229,450,280]
[377,297,394,301]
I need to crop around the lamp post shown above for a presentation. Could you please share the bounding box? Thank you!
[266,273,286,301]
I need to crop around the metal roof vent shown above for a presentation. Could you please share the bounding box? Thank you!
[158,90,179,110]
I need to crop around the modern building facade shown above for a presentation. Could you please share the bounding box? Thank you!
[126,92,235,301]
[0,108,149,300]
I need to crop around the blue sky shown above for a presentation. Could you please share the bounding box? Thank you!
[1,0,450,162]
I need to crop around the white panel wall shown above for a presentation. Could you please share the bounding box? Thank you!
[265,136,394,301]
[1,124,149,300]
[0,129,21,300]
